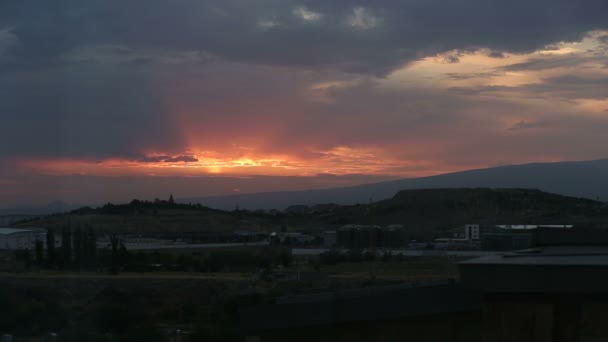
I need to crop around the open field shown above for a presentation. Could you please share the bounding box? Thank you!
[0,253,466,340]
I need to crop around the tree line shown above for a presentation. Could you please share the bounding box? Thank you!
[16,226,128,272]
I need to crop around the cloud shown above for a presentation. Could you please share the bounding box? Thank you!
[523,75,608,100]
[1,1,607,75]
[163,155,199,163]
[501,55,597,71]
[487,51,506,58]
[346,7,379,30]
[0,27,18,56]
[293,6,322,22]
[138,155,171,163]
[0,61,187,159]
[2,1,608,206]
[507,120,549,131]
[444,72,502,80]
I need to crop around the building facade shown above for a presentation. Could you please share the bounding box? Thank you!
[0,228,46,250]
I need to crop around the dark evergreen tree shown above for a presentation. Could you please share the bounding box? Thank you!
[110,234,120,271]
[35,238,44,264]
[61,227,72,268]
[88,227,97,269]
[46,229,56,267]
[119,241,129,266]
[73,227,83,269]
[24,249,31,271]
[81,228,89,268]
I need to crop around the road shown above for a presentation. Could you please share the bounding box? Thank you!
[125,241,270,250]
[292,248,495,257]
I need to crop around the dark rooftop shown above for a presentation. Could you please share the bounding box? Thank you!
[460,245,608,293]
[240,280,481,333]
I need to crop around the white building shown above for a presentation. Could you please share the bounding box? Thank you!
[464,224,481,241]
[464,223,573,241]
[495,224,573,230]
[0,228,46,250]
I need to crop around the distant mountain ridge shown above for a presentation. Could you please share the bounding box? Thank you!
[186,159,608,210]
[0,201,79,216]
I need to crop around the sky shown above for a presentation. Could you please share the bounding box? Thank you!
[1,0,608,206]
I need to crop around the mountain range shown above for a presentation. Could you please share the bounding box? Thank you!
[187,159,608,210]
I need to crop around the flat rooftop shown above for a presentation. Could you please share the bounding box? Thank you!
[240,280,481,333]
[460,246,608,293]
[0,228,43,235]
[460,246,608,266]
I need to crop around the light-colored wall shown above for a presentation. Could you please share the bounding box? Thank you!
[0,231,45,250]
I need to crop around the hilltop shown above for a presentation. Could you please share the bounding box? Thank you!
[13,199,282,234]
[307,188,607,229]
[12,188,608,234]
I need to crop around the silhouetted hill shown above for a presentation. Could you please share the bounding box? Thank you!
[0,201,79,216]
[187,159,608,210]
[13,188,608,234]
[311,188,607,229]
[14,199,281,233]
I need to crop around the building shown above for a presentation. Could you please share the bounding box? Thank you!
[464,224,480,240]
[459,228,608,341]
[322,231,337,247]
[118,236,172,249]
[240,280,482,342]
[243,227,608,341]
[337,225,408,249]
[0,228,46,250]
[464,224,573,241]
[463,224,573,251]
[270,232,316,245]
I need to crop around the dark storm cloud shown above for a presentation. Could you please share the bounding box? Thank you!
[0,62,187,159]
[163,155,199,163]
[1,0,608,75]
[444,72,502,81]
[0,0,607,164]
[457,75,608,100]
[138,155,171,163]
[487,51,506,58]
[528,75,608,100]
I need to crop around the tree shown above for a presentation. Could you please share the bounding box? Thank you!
[35,238,44,264]
[168,194,175,204]
[61,227,72,269]
[46,229,56,267]
[119,241,129,266]
[73,227,83,269]
[279,250,293,268]
[23,249,32,271]
[87,227,97,269]
[110,234,122,273]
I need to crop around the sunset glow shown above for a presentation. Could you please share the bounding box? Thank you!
[1,1,608,206]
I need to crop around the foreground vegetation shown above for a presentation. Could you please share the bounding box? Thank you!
[1,247,463,341]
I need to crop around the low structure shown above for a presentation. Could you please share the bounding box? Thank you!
[240,280,482,342]
[464,224,574,251]
[0,228,45,250]
[270,232,316,245]
[322,231,336,247]
[337,224,408,249]
[459,228,608,341]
